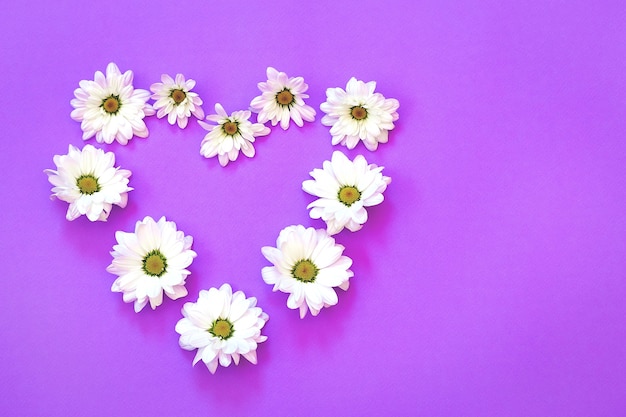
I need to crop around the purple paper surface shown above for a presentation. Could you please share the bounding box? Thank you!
[2,1,625,416]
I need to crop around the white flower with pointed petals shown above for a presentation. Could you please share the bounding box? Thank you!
[320,77,399,151]
[261,225,353,318]
[150,73,204,129]
[199,103,270,166]
[70,63,155,145]
[175,283,269,374]
[108,216,197,312]
[302,151,391,235]
[44,144,132,221]
[250,67,316,130]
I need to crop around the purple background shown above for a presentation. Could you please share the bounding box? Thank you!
[2,1,625,416]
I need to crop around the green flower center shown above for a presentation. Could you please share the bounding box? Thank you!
[170,89,186,105]
[142,250,167,277]
[292,259,318,283]
[276,89,294,107]
[222,121,239,136]
[338,186,361,206]
[209,319,234,340]
[102,95,121,114]
[350,105,368,120]
[76,174,100,195]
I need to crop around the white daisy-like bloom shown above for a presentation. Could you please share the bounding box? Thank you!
[250,67,316,130]
[261,225,353,318]
[70,62,155,145]
[302,151,391,235]
[150,73,204,129]
[44,144,132,222]
[320,77,399,151]
[175,283,269,374]
[108,216,197,313]
[199,103,270,167]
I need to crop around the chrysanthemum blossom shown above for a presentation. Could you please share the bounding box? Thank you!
[175,283,269,374]
[70,62,155,145]
[44,144,132,222]
[199,103,270,166]
[320,77,399,151]
[108,216,197,312]
[261,225,353,318]
[150,73,204,129]
[302,151,391,235]
[250,67,316,130]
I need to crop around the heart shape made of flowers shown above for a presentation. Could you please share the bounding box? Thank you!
[45,63,398,373]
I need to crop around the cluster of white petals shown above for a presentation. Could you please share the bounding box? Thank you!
[199,103,270,166]
[250,67,316,130]
[108,216,197,312]
[51,63,401,375]
[176,283,269,373]
[302,151,391,235]
[70,63,155,145]
[320,77,399,151]
[45,144,132,221]
[262,225,353,318]
[150,73,204,129]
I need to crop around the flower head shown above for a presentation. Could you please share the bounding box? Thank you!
[108,216,197,312]
[199,103,270,166]
[150,73,204,129]
[320,77,399,151]
[261,225,353,318]
[44,144,132,221]
[302,151,391,235]
[175,283,269,374]
[250,67,316,130]
[70,63,155,145]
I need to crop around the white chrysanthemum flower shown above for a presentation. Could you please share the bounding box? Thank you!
[261,225,353,318]
[320,77,399,151]
[150,73,204,129]
[250,67,316,130]
[108,216,197,313]
[302,151,391,235]
[70,62,155,145]
[44,144,132,222]
[175,283,269,374]
[199,103,270,166]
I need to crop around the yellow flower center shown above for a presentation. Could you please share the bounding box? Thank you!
[210,319,234,339]
[338,186,361,206]
[76,175,100,195]
[102,95,120,114]
[350,106,367,120]
[170,89,186,104]
[292,259,318,283]
[142,251,167,277]
[276,89,294,107]
[222,121,239,136]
